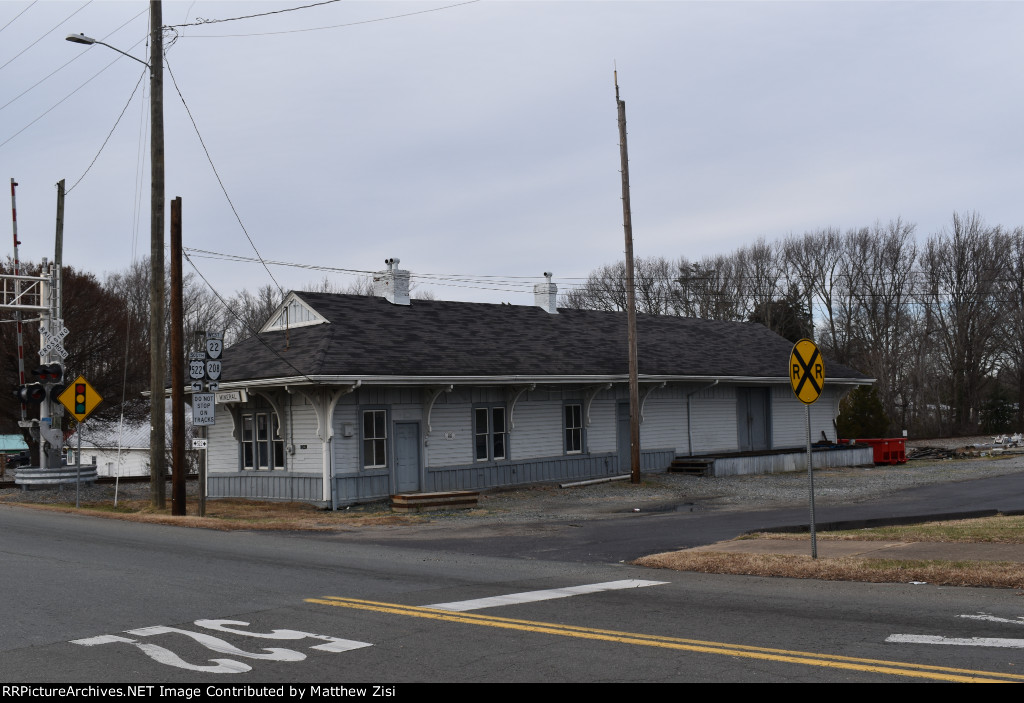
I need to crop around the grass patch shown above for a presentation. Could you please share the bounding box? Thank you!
[633,551,1024,589]
[747,514,1024,544]
[5,497,428,530]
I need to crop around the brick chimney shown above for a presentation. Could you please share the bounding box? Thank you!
[374,257,410,306]
[533,272,558,314]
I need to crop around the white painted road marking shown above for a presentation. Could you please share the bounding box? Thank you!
[71,620,372,674]
[959,614,1024,626]
[426,579,668,612]
[886,634,1024,649]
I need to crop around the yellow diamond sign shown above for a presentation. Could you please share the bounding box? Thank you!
[790,339,825,405]
[58,375,103,422]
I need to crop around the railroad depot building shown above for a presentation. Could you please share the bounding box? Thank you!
[202,266,870,506]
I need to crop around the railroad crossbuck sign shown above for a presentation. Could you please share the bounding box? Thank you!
[57,375,103,422]
[790,339,825,404]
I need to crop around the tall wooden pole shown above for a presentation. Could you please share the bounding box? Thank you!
[149,0,166,508]
[170,197,184,515]
[616,72,641,484]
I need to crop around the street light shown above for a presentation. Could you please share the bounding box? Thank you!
[65,1,169,510]
[65,33,150,68]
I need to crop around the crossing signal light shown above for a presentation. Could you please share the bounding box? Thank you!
[74,383,86,414]
[13,384,46,404]
[32,363,63,384]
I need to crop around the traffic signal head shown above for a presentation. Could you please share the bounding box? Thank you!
[74,383,86,414]
[13,384,47,404]
[31,363,63,384]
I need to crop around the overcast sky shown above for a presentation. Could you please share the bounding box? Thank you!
[3,1,1023,306]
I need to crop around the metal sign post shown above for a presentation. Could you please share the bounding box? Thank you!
[790,339,825,559]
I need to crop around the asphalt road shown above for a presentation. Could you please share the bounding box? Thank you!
[1,471,1023,683]
[325,470,1024,563]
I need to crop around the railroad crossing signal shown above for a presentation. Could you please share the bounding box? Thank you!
[790,339,825,404]
[57,375,102,422]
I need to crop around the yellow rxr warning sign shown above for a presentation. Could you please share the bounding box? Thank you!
[790,339,825,405]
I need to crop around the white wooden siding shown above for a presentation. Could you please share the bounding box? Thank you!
[587,398,616,453]
[510,399,563,459]
[640,396,688,453]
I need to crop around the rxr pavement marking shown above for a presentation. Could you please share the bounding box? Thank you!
[72,620,370,674]
[425,579,667,612]
[887,612,1024,650]
[305,595,1024,682]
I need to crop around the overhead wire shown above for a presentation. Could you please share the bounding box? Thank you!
[175,1,480,39]
[182,251,319,385]
[66,66,147,194]
[0,35,147,152]
[0,1,38,37]
[0,0,93,73]
[166,0,344,28]
[0,6,148,115]
[164,56,285,297]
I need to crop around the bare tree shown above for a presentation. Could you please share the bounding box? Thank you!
[561,256,679,315]
[918,212,1007,433]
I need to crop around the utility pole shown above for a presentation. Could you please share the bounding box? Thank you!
[170,197,184,515]
[615,71,641,485]
[149,0,167,508]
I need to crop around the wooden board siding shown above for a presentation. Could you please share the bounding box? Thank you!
[640,396,687,454]
[510,399,563,459]
[208,473,323,501]
[689,383,738,454]
[771,386,842,447]
[711,445,874,477]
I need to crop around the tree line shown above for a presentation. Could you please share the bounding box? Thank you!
[0,260,374,433]
[561,212,1024,438]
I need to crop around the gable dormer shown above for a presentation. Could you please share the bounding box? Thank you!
[259,292,329,333]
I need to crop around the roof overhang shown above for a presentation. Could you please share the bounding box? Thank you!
[173,374,874,393]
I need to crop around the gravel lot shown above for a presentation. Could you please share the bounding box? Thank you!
[3,436,1023,525]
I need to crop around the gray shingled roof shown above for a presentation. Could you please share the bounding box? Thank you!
[219,293,869,384]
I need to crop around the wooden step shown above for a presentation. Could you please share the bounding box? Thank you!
[390,491,480,513]
[667,458,714,477]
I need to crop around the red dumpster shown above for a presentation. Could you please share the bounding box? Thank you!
[838,438,906,465]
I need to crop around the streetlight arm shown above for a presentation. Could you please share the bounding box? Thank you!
[65,34,150,68]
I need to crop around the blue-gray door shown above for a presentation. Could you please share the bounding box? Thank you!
[737,388,771,451]
[393,422,420,493]
[617,402,631,472]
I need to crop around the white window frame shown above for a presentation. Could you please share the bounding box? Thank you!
[241,411,285,471]
[474,406,508,462]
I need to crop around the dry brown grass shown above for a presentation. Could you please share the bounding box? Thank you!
[634,551,1024,589]
[744,514,1024,544]
[8,497,427,530]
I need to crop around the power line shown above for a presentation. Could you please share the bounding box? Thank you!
[182,250,319,385]
[67,66,147,194]
[0,0,93,73]
[0,6,147,115]
[0,35,147,152]
[167,0,343,28]
[178,0,480,38]
[164,56,285,296]
[0,1,38,37]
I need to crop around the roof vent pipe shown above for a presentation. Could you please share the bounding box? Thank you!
[534,272,558,314]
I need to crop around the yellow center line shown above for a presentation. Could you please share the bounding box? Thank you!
[305,596,1023,683]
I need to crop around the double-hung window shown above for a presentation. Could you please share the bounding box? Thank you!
[474,406,507,462]
[363,409,388,468]
[564,404,583,454]
[241,412,285,470]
